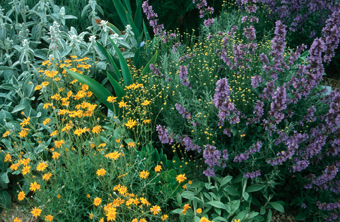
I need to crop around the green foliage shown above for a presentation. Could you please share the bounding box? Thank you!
[172,174,283,222]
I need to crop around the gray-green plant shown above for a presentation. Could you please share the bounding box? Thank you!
[172,174,285,222]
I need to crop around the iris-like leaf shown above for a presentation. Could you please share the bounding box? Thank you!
[108,37,132,86]
[64,68,114,112]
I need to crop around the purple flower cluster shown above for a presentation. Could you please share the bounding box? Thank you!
[175,103,191,122]
[203,18,214,27]
[142,1,166,38]
[193,0,215,27]
[156,125,173,144]
[251,75,262,88]
[322,10,340,64]
[179,66,191,89]
[243,170,261,179]
[316,201,340,211]
[213,78,241,126]
[180,135,202,153]
[172,42,181,54]
[179,53,196,62]
[268,84,288,124]
[234,141,262,163]
[149,64,164,78]
[243,26,256,41]
[313,166,339,187]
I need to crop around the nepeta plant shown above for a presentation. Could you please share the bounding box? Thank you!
[144,0,340,220]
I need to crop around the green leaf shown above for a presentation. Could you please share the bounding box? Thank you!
[268,202,284,213]
[133,48,141,69]
[109,38,132,86]
[247,212,260,219]
[112,0,128,26]
[143,20,150,42]
[107,21,122,35]
[234,210,247,221]
[0,66,12,70]
[0,172,9,184]
[11,104,26,113]
[246,184,266,193]
[206,201,226,210]
[0,190,11,209]
[266,209,272,222]
[212,216,228,222]
[224,186,240,196]
[230,200,240,213]
[126,11,141,40]
[138,50,158,83]
[65,68,114,112]
[134,0,143,32]
[260,206,266,215]
[123,0,132,17]
[295,212,307,220]
[243,191,249,201]
[96,41,121,70]
[220,175,233,186]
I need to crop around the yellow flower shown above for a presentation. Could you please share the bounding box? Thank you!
[141,100,151,106]
[2,130,10,137]
[54,139,64,148]
[116,186,127,195]
[143,119,151,124]
[31,207,42,217]
[188,180,192,184]
[22,166,31,175]
[20,117,30,127]
[4,153,11,162]
[232,220,241,222]
[42,81,49,87]
[155,165,162,172]
[118,101,127,108]
[43,118,51,124]
[42,60,49,65]
[127,142,135,148]
[182,203,191,215]
[132,219,138,222]
[182,185,187,189]
[13,217,22,222]
[139,170,149,179]
[106,207,117,221]
[176,174,187,183]
[10,163,20,171]
[18,191,25,201]
[92,125,102,134]
[93,197,102,206]
[150,205,161,215]
[105,152,120,160]
[29,182,41,191]
[140,219,147,222]
[50,130,58,137]
[200,217,211,222]
[36,162,48,171]
[98,143,106,148]
[52,152,61,159]
[57,194,61,198]
[125,120,137,129]
[45,215,53,222]
[96,168,106,177]
[42,172,52,181]
[140,197,150,206]
[20,158,30,166]
[161,214,168,221]
[43,103,52,109]
[196,208,202,214]
[35,85,42,91]
[89,212,93,219]
[18,128,29,138]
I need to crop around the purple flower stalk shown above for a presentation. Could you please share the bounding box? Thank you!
[156,125,173,144]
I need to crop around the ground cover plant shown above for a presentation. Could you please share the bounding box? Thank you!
[0,0,340,221]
